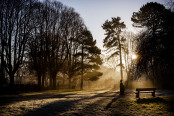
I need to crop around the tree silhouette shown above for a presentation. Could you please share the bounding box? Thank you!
[26,0,101,89]
[102,17,126,95]
[0,0,35,86]
[131,2,174,88]
[102,17,126,81]
[28,0,86,89]
[0,0,102,90]
[75,29,102,90]
[61,8,84,89]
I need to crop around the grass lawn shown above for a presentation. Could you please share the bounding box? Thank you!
[108,96,174,116]
[0,89,174,116]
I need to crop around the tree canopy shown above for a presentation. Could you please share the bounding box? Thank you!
[131,2,174,88]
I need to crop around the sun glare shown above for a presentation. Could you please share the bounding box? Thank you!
[132,54,137,60]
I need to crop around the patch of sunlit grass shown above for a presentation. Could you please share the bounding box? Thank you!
[109,96,174,115]
[0,89,82,98]
[0,98,67,116]
[20,89,81,96]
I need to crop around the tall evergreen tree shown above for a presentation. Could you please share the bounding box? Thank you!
[75,29,102,90]
[102,17,126,81]
[102,17,126,94]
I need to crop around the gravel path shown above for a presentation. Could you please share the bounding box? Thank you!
[0,90,174,116]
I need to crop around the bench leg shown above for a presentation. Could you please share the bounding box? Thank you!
[152,92,155,97]
[136,92,139,98]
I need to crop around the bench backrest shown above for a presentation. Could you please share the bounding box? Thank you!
[136,88,156,91]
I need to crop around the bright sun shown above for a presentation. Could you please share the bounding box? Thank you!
[132,54,137,60]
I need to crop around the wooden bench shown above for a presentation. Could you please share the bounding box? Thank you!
[135,88,156,98]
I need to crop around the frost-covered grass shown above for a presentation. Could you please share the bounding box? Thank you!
[107,96,174,116]
[0,90,174,116]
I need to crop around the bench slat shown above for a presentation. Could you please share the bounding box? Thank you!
[136,88,156,91]
[136,91,155,93]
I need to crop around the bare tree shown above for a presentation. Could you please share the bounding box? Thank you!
[28,0,87,89]
[0,0,35,86]
[62,9,84,89]
[28,1,48,88]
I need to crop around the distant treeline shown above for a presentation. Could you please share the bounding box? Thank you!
[0,0,102,90]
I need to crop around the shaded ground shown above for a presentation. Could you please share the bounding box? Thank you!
[0,89,174,116]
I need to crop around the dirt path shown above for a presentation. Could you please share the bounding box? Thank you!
[0,90,174,116]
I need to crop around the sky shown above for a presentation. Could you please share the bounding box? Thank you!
[55,0,165,50]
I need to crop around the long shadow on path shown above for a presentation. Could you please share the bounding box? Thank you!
[0,93,76,106]
[105,95,121,109]
[23,90,119,116]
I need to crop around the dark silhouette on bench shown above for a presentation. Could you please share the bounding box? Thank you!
[135,88,156,98]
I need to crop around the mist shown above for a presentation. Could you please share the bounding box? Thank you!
[126,76,154,89]
[87,66,127,90]
[87,66,155,91]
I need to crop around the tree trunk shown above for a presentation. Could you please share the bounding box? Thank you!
[9,72,14,86]
[81,45,84,90]
[0,42,5,85]
[0,68,5,85]
[50,77,53,88]
[118,36,124,95]
[69,77,71,89]
[51,72,57,89]
[119,37,123,81]
[81,74,83,90]
[53,76,56,89]
[42,72,46,87]
[37,72,42,88]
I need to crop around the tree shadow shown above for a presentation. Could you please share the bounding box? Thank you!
[105,95,121,109]
[0,93,77,106]
[0,90,116,106]
[105,94,132,116]
[24,97,82,116]
[76,95,121,115]
[23,91,119,116]
[167,97,174,112]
